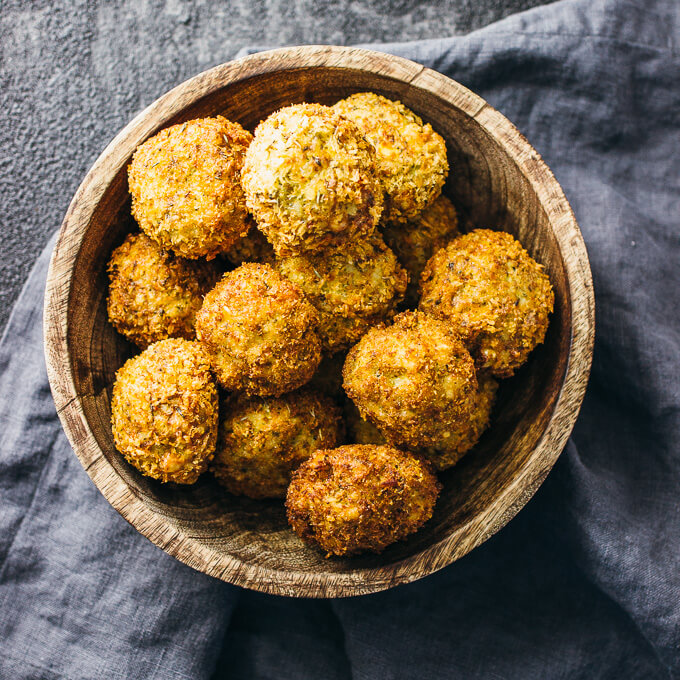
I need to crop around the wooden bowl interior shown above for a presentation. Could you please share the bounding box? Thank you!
[67,66,571,577]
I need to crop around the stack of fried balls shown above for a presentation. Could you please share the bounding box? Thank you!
[108,93,554,557]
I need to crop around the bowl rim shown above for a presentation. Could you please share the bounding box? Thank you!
[43,45,595,598]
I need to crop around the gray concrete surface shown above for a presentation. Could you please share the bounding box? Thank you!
[0,0,555,334]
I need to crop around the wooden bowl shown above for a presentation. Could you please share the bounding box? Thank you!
[44,46,594,597]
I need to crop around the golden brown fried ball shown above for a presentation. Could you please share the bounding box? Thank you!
[128,116,252,259]
[307,352,347,401]
[106,232,220,349]
[382,194,460,307]
[223,222,275,267]
[419,229,554,378]
[195,263,322,396]
[333,92,448,224]
[286,444,441,556]
[211,389,344,499]
[242,103,383,257]
[417,373,498,471]
[343,368,495,467]
[344,399,386,446]
[274,234,408,353]
[111,339,218,484]
[343,311,478,450]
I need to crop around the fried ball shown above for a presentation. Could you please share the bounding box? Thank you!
[343,311,478,450]
[307,352,347,401]
[419,229,555,378]
[242,103,383,257]
[211,389,343,499]
[382,194,460,307]
[417,373,498,471]
[110,339,218,484]
[344,369,495,464]
[274,234,408,353]
[195,263,322,396]
[333,92,448,224]
[128,116,252,259]
[286,444,441,556]
[223,223,275,266]
[106,232,219,349]
[344,399,386,446]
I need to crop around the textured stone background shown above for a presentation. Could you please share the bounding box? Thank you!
[0,0,555,333]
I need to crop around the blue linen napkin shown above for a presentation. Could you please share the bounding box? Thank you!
[1,0,678,677]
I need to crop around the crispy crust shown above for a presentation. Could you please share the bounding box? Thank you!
[382,194,460,308]
[333,92,448,224]
[211,389,344,499]
[128,116,252,259]
[274,233,408,352]
[110,339,218,484]
[106,232,220,348]
[419,229,555,378]
[343,311,478,449]
[286,444,441,556]
[195,263,322,396]
[242,104,383,256]
[417,373,498,470]
[344,359,495,468]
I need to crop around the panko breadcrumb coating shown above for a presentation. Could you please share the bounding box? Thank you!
[110,339,218,484]
[274,234,408,352]
[242,104,383,257]
[344,399,386,446]
[418,373,498,471]
[419,229,554,378]
[106,232,219,348]
[224,223,275,266]
[333,92,448,224]
[286,444,440,556]
[211,390,344,499]
[344,370,494,463]
[343,311,478,450]
[195,263,322,396]
[128,116,252,259]
[382,194,460,307]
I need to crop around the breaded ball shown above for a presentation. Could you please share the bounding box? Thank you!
[110,339,218,484]
[344,371,495,464]
[382,194,460,307]
[224,223,275,266]
[211,389,343,499]
[418,373,498,471]
[195,263,322,396]
[286,445,440,556]
[106,232,220,348]
[419,229,554,378]
[344,399,386,446]
[333,92,448,224]
[307,352,347,401]
[274,234,408,353]
[242,103,383,257]
[128,116,252,259]
[343,311,478,450]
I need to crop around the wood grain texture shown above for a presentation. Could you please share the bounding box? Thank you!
[43,46,595,598]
